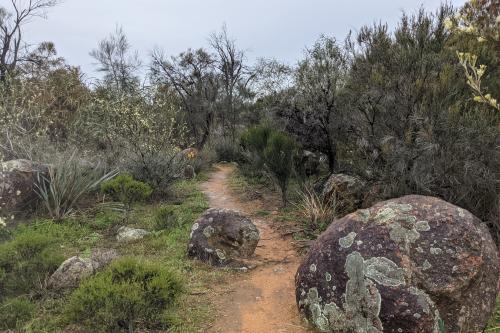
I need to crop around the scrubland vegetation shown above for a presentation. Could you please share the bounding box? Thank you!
[0,0,498,331]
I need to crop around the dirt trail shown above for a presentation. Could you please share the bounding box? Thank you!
[201,164,312,333]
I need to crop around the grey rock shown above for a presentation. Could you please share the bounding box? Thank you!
[116,226,151,242]
[188,208,260,266]
[48,248,118,290]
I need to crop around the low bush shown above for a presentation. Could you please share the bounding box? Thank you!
[0,296,36,330]
[65,257,184,332]
[122,149,187,197]
[101,173,153,209]
[0,228,64,298]
[153,206,179,230]
[212,136,242,162]
[191,147,217,173]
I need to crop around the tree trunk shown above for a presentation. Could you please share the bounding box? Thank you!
[326,141,337,173]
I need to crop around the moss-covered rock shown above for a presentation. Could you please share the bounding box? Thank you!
[296,195,499,332]
[322,173,366,214]
[48,248,119,291]
[187,208,259,266]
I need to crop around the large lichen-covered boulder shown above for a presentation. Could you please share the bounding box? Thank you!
[0,159,49,218]
[322,173,366,214]
[48,248,118,291]
[295,195,499,333]
[188,208,260,266]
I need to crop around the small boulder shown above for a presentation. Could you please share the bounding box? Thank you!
[183,165,196,179]
[297,150,321,177]
[188,208,260,266]
[180,148,198,160]
[322,173,365,214]
[296,195,499,333]
[116,226,151,242]
[0,159,49,218]
[48,248,118,290]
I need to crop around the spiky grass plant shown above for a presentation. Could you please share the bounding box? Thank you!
[295,184,337,234]
[35,152,118,220]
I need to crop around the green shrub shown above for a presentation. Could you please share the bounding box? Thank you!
[153,206,179,230]
[35,151,118,220]
[101,174,153,209]
[240,123,273,155]
[122,149,187,197]
[66,257,183,332]
[90,211,123,230]
[0,297,36,330]
[240,123,275,177]
[0,229,64,298]
[263,132,297,206]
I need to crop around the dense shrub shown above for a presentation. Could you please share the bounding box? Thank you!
[240,123,273,155]
[263,132,297,205]
[0,297,36,330]
[101,173,153,209]
[0,229,64,298]
[66,257,184,332]
[240,124,298,204]
[122,150,187,196]
[239,123,274,177]
[212,136,243,162]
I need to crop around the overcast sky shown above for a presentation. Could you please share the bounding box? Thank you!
[2,0,465,81]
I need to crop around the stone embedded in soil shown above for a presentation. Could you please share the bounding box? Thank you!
[295,195,499,333]
[321,173,366,214]
[187,208,260,266]
[48,248,119,291]
[116,226,151,242]
[0,159,50,219]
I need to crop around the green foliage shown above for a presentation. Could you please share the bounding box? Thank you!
[0,297,36,330]
[66,257,184,332]
[101,173,153,208]
[240,123,274,177]
[241,122,274,155]
[240,124,297,204]
[212,136,243,162]
[35,151,118,220]
[153,206,179,230]
[263,132,297,205]
[0,227,64,298]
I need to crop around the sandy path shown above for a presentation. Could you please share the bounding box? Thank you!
[200,164,312,333]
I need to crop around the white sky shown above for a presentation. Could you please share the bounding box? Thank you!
[1,0,465,81]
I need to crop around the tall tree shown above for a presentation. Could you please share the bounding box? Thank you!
[151,48,219,148]
[279,35,348,172]
[209,25,252,141]
[90,26,141,94]
[0,0,58,81]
